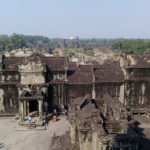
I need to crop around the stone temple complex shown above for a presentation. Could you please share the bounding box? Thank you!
[1,52,150,150]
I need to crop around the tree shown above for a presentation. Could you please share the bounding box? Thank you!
[10,33,25,49]
[0,35,9,51]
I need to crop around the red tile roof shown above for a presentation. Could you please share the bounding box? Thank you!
[68,65,93,85]
[94,61,125,83]
[2,55,125,84]
[41,57,68,71]
[126,54,150,68]
[68,71,93,85]
[2,56,68,71]
[3,57,25,71]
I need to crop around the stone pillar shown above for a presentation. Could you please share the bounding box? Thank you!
[103,145,108,150]
[65,56,68,82]
[92,131,97,150]
[119,84,125,105]
[0,89,4,112]
[135,144,138,150]
[58,85,61,105]
[92,83,96,99]
[129,147,132,150]
[23,101,27,116]
[70,123,77,145]
[20,101,24,120]
[65,70,68,82]
[92,66,96,99]
[63,85,67,106]
[38,100,42,118]
[27,101,29,115]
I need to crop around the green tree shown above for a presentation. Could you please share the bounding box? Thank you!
[0,35,9,51]
[10,33,25,49]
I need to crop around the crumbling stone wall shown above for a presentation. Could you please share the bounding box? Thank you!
[47,84,67,109]
[0,88,4,111]
[1,73,20,82]
[123,55,150,107]
[125,68,150,106]
[69,85,92,100]
[18,57,45,85]
[1,53,150,114]
[125,81,150,106]
[70,122,102,150]
[95,84,122,99]
[0,71,20,113]
[68,95,139,150]
[0,85,19,113]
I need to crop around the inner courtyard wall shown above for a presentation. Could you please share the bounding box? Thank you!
[1,54,150,114]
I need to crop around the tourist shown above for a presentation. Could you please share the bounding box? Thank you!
[28,116,32,124]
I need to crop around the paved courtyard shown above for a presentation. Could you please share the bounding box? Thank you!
[0,117,69,150]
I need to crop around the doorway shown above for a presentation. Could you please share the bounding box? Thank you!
[29,100,38,113]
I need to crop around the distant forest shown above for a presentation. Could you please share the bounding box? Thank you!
[0,33,150,54]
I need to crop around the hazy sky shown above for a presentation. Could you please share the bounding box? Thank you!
[0,0,150,38]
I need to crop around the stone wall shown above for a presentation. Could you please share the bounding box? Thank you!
[0,85,19,113]
[125,81,150,106]
[18,57,45,85]
[69,85,92,101]
[0,72,20,113]
[0,88,4,112]
[1,53,150,114]
[124,68,150,106]
[95,84,122,99]
[69,96,139,150]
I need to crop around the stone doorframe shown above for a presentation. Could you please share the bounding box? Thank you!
[19,99,43,120]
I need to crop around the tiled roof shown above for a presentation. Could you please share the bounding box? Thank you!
[2,57,25,71]
[126,54,150,68]
[78,65,93,71]
[94,61,125,83]
[68,65,93,85]
[2,55,125,83]
[68,62,78,70]
[68,71,93,84]
[41,57,68,71]
[2,56,68,71]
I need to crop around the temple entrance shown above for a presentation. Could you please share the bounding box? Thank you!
[19,89,44,119]
[29,100,38,113]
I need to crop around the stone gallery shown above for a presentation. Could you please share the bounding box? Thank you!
[1,52,150,150]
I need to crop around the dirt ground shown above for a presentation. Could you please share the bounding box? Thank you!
[0,117,69,150]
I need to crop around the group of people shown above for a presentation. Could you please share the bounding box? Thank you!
[52,105,68,120]
[26,105,68,126]
[52,105,68,116]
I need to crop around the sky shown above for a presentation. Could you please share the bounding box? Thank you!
[0,0,150,39]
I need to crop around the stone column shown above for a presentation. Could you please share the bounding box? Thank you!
[58,85,61,105]
[65,70,68,82]
[70,123,77,145]
[135,144,138,150]
[92,66,96,99]
[27,101,29,115]
[129,147,132,150]
[119,84,125,105]
[20,101,24,120]
[103,145,108,150]
[92,83,96,99]
[0,89,4,112]
[65,57,68,82]
[38,100,42,118]
[23,101,27,116]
